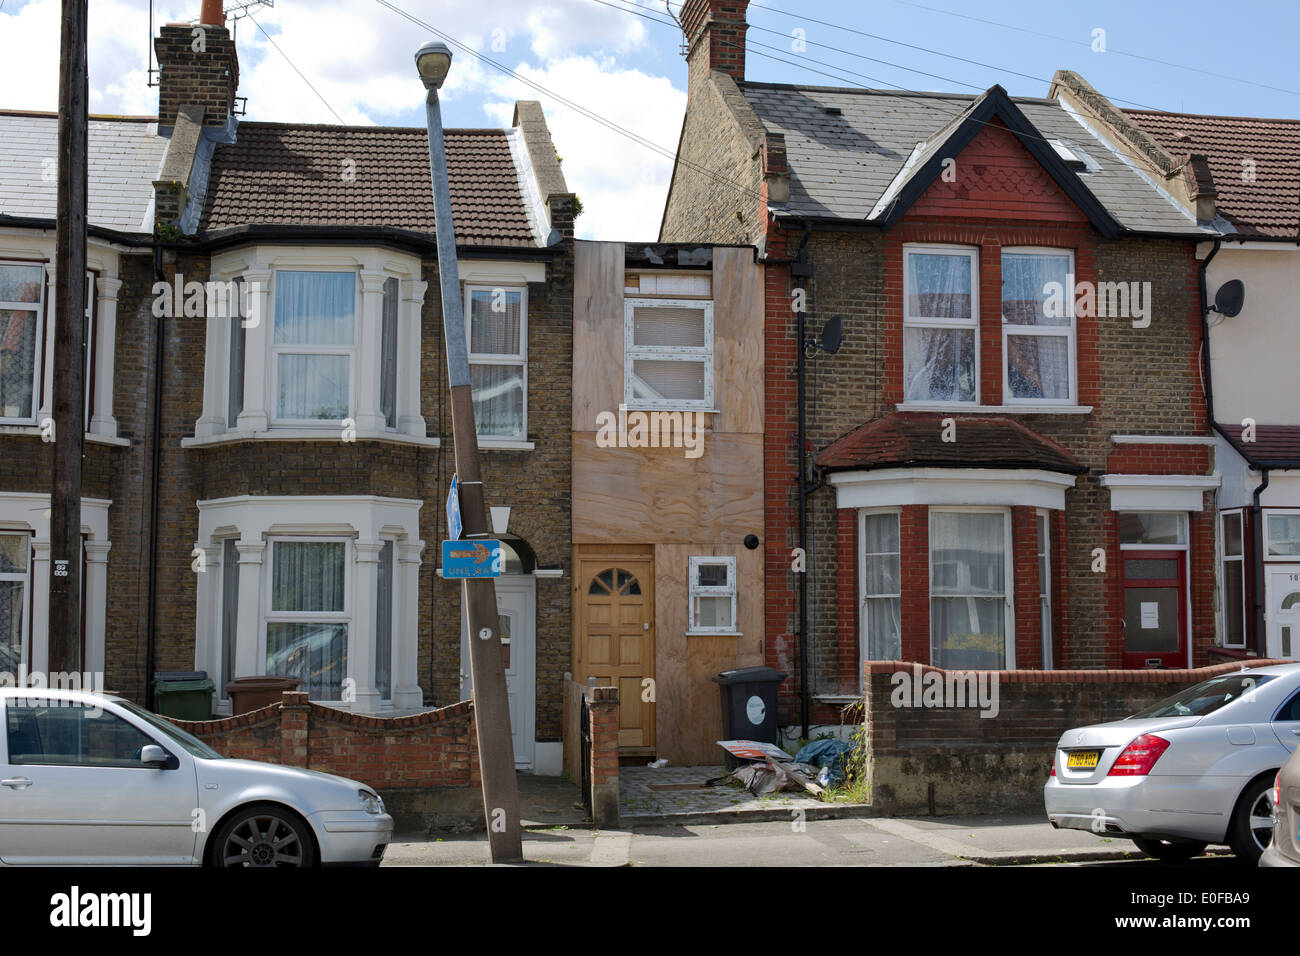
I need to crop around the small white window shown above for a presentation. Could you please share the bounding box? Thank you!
[1002,249,1075,404]
[1266,512,1300,557]
[466,285,526,439]
[271,270,356,423]
[1119,512,1188,547]
[860,511,901,663]
[1221,510,1246,648]
[265,537,350,701]
[625,297,714,410]
[903,246,978,403]
[0,262,45,424]
[687,555,737,634]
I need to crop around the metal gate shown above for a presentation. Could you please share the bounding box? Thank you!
[579,691,592,814]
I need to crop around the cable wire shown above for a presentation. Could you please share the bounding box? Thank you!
[246,11,348,124]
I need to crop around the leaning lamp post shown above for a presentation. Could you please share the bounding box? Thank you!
[417,40,523,863]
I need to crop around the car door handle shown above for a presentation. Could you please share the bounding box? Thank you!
[1,777,32,789]
[1291,728,1300,736]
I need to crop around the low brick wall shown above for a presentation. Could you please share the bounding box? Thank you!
[174,691,480,831]
[863,660,1288,815]
[562,676,620,827]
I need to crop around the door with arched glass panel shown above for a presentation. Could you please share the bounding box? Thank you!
[575,553,654,752]
[1267,568,1300,660]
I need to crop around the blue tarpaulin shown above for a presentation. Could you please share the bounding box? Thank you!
[794,739,854,786]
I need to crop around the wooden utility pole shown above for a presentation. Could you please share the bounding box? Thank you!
[49,0,89,677]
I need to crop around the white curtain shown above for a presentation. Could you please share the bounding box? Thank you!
[903,327,976,402]
[930,512,1006,668]
[470,364,524,437]
[1003,253,1070,399]
[0,533,27,674]
[266,541,347,700]
[469,290,521,354]
[380,278,399,428]
[0,263,43,421]
[277,353,349,420]
[907,253,971,319]
[469,290,524,437]
[273,271,355,345]
[862,513,901,660]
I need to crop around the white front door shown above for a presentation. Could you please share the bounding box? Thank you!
[460,576,536,770]
[1266,565,1300,660]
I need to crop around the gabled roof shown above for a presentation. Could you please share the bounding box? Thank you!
[200,122,542,247]
[1216,423,1300,468]
[816,412,1086,474]
[0,111,168,235]
[738,81,1207,236]
[1123,109,1300,240]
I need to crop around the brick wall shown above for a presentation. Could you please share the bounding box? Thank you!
[154,23,239,130]
[863,659,1286,814]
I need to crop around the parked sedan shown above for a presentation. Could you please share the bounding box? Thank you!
[1261,746,1300,866]
[1044,664,1300,864]
[0,687,392,866]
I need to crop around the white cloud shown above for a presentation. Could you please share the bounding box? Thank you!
[483,56,685,240]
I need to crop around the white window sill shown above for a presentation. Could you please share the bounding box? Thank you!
[621,405,721,415]
[181,429,441,449]
[896,403,1092,415]
[685,629,743,637]
[0,424,129,446]
[478,438,535,451]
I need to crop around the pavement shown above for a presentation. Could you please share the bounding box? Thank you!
[382,813,1197,867]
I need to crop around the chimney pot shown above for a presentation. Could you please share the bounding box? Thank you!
[200,0,226,27]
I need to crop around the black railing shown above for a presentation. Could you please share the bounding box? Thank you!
[579,691,592,814]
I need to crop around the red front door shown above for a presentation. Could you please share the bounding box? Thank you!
[1122,550,1187,668]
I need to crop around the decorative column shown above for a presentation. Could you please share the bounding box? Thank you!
[233,539,265,680]
[354,270,389,433]
[29,540,51,679]
[38,266,56,424]
[349,539,382,712]
[194,275,228,438]
[82,540,111,680]
[191,542,222,685]
[236,269,272,433]
[393,539,426,708]
[89,276,121,438]
[399,280,429,437]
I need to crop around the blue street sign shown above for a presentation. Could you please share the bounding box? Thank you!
[442,539,503,579]
[446,474,462,542]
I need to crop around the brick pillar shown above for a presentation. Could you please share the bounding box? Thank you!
[588,686,620,828]
[836,507,859,689]
[1011,506,1041,668]
[899,505,929,662]
[280,691,310,768]
[979,239,1002,405]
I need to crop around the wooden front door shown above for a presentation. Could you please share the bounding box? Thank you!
[575,550,654,753]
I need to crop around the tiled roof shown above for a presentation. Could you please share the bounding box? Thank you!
[0,111,167,234]
[200,122,539,247]
[1217,423,1300,466]
[1124,109,1300,239]
[816,412,1086,473]
[739,82,1203,235]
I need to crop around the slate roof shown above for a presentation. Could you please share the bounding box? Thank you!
[1216,423,1300,467]
[816,412,1086,474]
[200,122,540,247]
[738,82,1205,236]
[1123,109,1300,240]
[0,111,168,234]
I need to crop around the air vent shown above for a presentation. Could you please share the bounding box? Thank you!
[824,106,843,116]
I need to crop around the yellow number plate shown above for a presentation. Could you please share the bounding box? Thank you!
[1066,751,1100,769]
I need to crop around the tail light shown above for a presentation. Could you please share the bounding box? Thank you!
[1276,771,1282,809]
[1108,734,1170,776]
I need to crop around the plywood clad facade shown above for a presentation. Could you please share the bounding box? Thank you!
[571,240,765,764]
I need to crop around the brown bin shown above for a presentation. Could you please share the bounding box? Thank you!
[226,675,302,715]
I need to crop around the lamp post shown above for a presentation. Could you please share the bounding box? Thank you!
[416,40,523,863]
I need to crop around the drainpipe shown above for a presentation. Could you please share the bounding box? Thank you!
[792,223,812,739]
[1252,470,1269,655]
[144,243,165,709]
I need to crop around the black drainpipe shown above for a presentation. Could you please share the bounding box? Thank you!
[144,243,165,709]
[792,223,812,738]
[1251,471,1269,654]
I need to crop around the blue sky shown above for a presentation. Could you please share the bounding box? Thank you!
[3,0,1296,240]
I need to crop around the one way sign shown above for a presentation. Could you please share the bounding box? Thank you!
[442,540,504,579]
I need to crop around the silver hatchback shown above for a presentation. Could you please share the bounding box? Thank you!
[0,688,393,866]
[1044,664,1300,864]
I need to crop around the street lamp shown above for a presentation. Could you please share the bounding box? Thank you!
[417,39,523,863]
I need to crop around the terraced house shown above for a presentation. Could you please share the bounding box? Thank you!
[0,8,576,774]
[661,0,1229,730]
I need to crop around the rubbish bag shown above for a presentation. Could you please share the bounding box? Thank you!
[794,739,855,786]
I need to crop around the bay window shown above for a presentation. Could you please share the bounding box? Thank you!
[625,298,714,409]
[930,509,1011,668]
[466,285,526,439]
[860,510,901,662]
[265,538,349,700]
[903,247,978,403]
[1002,249,1075,403]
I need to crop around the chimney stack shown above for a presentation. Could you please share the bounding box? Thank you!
[154,4,240,132]
[680,0,749,85]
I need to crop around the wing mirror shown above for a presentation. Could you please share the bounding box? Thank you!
[140,744,171,767]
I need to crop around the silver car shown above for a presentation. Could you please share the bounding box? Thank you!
[0,688,392,866]
[1261,745,1300,866]
[1044,664,1300,864]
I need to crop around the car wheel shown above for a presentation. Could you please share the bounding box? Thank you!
[1228,774,1276,865]
[1131,836,1208,861]
[212,804,317,868]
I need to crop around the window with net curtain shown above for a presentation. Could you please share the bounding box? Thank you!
[467,287,526,439]
[903,249,977,403]
[1002,250,1073,402]
[0,263,44,423]
[0,532,29,676]
[625,299,713,409]
[861,512,901,662]
[265,540,348,700]
[930,510,1008,669]
[272,271,355,422]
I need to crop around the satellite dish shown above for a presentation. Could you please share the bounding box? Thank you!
[1212,279,1245,318]
[820,315,844,355]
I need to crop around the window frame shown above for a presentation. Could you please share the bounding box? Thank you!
[262,535,353,703]
[858,508,902,682]
[1220,509,1247,649]
[927,506,1014,669]
[4,700,166,770]
[624,296,715,411]
[902,244,980,405]
[1036,509,1053,668]
[268,269,360,427]
[1118,512,1189,550]
[686,554,738,635]
[0,259,48,426]
[464,283,528,441]
[1264,509,1300,558]
[0,530,32,676]
[1001,247,1077,407]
